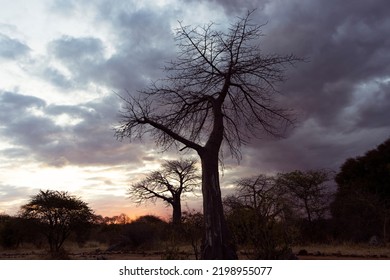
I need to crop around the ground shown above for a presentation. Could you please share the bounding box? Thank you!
[1,242,390,260]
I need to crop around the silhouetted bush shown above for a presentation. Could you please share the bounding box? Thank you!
[0,221,20,249]
[226,206,296,259]
[181,211,203,259]
[106,215,168,251]
[0,215,37,249]
[297,218,334,244]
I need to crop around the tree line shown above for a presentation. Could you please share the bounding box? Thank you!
[1,138,389,259]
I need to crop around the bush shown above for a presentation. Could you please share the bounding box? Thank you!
[0,222,20,249]
[226,207,296,259]
[107,215,168,251]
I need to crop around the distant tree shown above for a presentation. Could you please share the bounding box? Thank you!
[277,169,334,223]
[116,11,302,259]
[116,213,132,224]
[232,175,287,217]
[92,214,106,225]
[101,213,132,225]
[20,190,95,253]
[331,138,390,242]
[224,174,296,259]
[128,159,200,226]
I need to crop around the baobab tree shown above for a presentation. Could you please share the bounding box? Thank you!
[116,11,302,259]
[128,158,200,226]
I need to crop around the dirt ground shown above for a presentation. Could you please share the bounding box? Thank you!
[1,243,390,260]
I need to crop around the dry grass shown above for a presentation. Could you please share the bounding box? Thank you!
[2,241,390,260]
[0,241,197,260]
[293,242,390,259]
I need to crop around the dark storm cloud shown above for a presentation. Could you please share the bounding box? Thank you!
[0,90,144,167]
[183,0,260,14]
[0,33,30,60]
[18,0,389,177]
[354,80,390,129]
[199,0,390,123]
[196,0,390,175]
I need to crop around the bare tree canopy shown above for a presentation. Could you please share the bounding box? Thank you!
[277,169,334,222]
[224,174,296,259]
[116,10,302,159]
[116,11,302,259]
[233,174,287,217]
[129,158,200,225]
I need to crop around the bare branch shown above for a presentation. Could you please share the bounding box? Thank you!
[115,12,302,160]
[127,158,200,207]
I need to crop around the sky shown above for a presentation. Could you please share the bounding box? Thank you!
[1,0,389,219]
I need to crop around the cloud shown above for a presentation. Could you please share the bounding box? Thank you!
[42,1,177,92]
[0,184,35,214]
[207,0,390,177]
[50,36,104,61]
[2,0,390,206]
[183,0,261,14]
[44,36,106,90]
[0,33,30,60]
[0,90,147,167]
[353,79,390,129]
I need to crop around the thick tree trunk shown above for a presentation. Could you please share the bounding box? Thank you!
[199,150,237,259]
[172,198,182,226]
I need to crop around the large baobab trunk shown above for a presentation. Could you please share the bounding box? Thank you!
[172,196,182,226]
[199,149,237,259]
[115,11,301,260]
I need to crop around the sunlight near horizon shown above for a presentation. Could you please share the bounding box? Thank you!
[0,155,194,217]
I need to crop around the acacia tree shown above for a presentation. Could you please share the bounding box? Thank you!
[224,175,296,259]
[129,159,200,226]
[116,11,302,259]
[277,170,334,223]
[232,175,288,218]
[20,190,94,254]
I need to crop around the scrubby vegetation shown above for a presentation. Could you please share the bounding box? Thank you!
[1,138,389,259]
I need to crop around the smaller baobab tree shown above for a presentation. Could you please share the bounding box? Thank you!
[128,158,200,226]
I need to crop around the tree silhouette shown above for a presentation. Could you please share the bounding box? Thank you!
[332,138,390,241]
[224,174,296,259]
[277,169,334,223]
[20,190,94,254]
[116,11,302,259]
[129,158,200,226]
